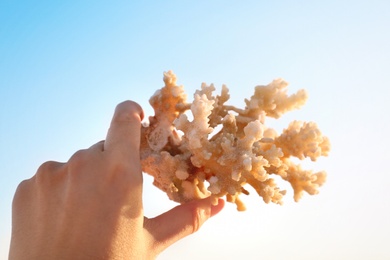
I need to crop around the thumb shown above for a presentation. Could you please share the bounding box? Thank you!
[145,197,224,253]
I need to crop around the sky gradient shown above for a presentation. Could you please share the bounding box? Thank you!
[1,1,390,259]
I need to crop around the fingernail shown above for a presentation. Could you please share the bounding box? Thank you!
[210,199,225,216]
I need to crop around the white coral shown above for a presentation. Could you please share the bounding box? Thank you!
[140,71,330,211]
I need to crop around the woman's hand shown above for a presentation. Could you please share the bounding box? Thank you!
[9,101,224,260]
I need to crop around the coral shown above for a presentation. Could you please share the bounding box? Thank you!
[140,71,330,211]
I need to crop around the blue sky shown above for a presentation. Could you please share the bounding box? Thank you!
[1,1,390,259]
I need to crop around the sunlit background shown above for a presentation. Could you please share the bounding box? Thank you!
[1,1,389,259]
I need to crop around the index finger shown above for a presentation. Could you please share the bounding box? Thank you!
[104,101,144,159]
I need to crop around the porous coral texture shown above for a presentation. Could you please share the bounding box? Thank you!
[140,71,330,211]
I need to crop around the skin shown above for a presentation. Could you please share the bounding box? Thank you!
[9,101,225,260]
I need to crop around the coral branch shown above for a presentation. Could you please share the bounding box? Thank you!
[139,71,330,210]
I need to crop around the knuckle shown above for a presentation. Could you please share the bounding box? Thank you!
[13,179,31,198]
[35,161,62,184]
[106,159,143,189]
[12,177,38,207]
[12,180,29,208]
[190,206,205,234]
[67,149,89,170]
[111,161,129,175]
[37,160,59,172]
[109,160,132,179]
[13,160,64,208]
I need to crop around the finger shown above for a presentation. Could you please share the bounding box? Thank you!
[144,198,225,253]
[88,140,105,151]
[104,101,144,159]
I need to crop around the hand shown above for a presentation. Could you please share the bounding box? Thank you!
[9,101,225,260]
